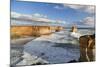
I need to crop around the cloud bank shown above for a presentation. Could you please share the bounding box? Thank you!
[82,17,95,26]
[63,4,95,14]
[11,11,95,27]
[11,12,66,26]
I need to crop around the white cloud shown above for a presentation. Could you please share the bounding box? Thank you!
[11,12,21,18]
[32,13,47,18]
[21,14,32,18]
[63,4,95,14]
[11,12,66,24]
[54,5,64,9]
[54,20,66,24]
[82,17,95,26]
[11,12,33,19]
[80,17,95,27]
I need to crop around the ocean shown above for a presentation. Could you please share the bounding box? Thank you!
[11,20,95,65]
[22,28,95,65]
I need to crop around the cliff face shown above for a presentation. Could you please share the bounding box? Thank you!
[11,26,64,38]
[79,34,95,62]
[11,26,33,36]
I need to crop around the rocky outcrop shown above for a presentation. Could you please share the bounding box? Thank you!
[79,34,95,62]
[70,25,78,33]
[11,26,33,36]
[11,26,64,39]
[70,25,81,39]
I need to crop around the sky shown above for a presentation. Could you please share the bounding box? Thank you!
[11,0,95,27]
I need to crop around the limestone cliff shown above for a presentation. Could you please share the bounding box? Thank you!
[11,26,64,38]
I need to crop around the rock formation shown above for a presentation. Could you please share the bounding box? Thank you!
[79,34,95,62]
[11,26,64,39]
[70,25,81,39]
[71,25,78,33]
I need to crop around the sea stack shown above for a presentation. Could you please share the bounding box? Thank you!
[70,25,81,39]
[71,25,78,33]
[79,34,95,62]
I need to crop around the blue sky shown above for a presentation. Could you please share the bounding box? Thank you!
[11,0,95,27]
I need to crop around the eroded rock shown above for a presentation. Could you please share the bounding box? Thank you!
[79,34,95,62]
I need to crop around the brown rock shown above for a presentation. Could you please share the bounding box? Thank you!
[11,26,64,39]
[79,34,95,62]
[71,25,78,33]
